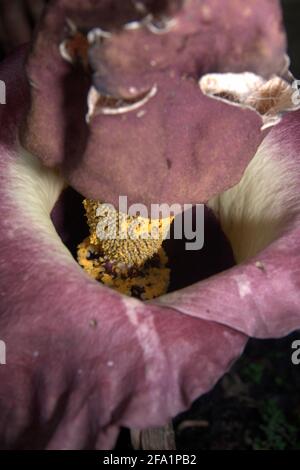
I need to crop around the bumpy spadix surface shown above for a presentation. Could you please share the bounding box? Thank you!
[78,199,174,300]
[83,199,173,266]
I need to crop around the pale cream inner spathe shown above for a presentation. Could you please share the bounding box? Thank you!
[200,72,300,130]
[208,132,300,263]
[10,145,73,262]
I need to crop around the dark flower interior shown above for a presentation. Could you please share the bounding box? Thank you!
[51,187,235,295]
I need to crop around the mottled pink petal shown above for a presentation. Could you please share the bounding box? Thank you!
[0,51,246,450]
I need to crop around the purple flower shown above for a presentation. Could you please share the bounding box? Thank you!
[0,0,300,450]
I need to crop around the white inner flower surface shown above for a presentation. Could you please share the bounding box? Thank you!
[200,72,300,130]
[9,145,72,262]
[86,84,158,122]
[208,130,300,263]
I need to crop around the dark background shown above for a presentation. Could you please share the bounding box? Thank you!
[282,0,300,77]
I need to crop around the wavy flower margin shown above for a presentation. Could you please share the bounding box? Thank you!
[0,48,300,449]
